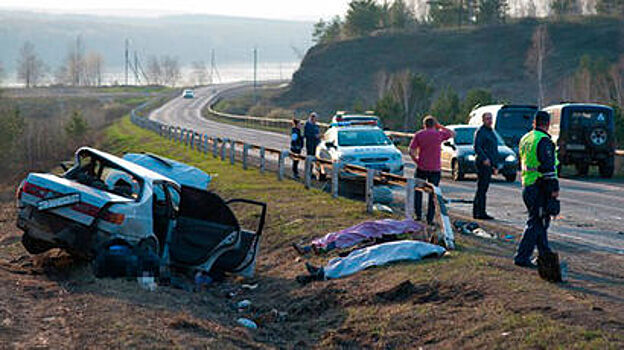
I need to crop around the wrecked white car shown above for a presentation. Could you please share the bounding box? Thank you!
[16,147,266,277]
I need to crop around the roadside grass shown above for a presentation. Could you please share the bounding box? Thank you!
[96,116,624,348]
[95,86,175,94]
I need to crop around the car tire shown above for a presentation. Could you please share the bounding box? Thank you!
[504,173,517,182]
[599,158,615,178]
[451,159,464,181]
[21,233,54,254]
[575,163,589,176]
[138,237,160,257]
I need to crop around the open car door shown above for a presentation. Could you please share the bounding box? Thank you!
[168,187,266,277]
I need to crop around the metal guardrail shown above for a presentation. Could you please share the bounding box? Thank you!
[129,104,456,250]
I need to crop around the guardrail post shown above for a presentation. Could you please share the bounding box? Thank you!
[242,144,250,170]
[190,131,195,150]
[278,151,288,181]
[221,138,227,161]
[366,169,375,214]
[331,161,341,198]
[212,137,218,158]
[304,156,314,189]
[229,140,236,164]
[260,147,266,173]
[405,178,415,220]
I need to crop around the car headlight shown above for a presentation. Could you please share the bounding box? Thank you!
[505,155,516,162]
[466,154,476,162]
[340,155,356,162]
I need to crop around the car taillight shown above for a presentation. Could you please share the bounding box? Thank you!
[21,181,57,199]
[102,210,125,225]
[72,202,125,225]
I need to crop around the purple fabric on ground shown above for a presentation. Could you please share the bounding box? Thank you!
[311,219,425,250]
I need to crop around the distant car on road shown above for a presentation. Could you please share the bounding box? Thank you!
[441,125,519,182]
[182,89,195,99]
[543,103,615,178]
[315,122,403,180]
[468,104,538,153]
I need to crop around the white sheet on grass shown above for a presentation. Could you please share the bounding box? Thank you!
[324,240,446,279]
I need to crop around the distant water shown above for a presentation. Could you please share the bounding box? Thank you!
[2,61,300,87]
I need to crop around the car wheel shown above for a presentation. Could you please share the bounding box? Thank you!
[504,173,517,182]
[599,158,615,178]
[21,233,54,254]
[451,159,464,181]
[575,163,589,176]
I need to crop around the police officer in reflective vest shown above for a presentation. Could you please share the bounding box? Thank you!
[514,111,560,268]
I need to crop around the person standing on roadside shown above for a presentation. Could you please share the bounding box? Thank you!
[290,118,304,179]
[514,111,559,268]
[473,112,500,220]
[304,112,321,156]
[409,116,455,225]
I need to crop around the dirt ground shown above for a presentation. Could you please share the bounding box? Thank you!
[0,118,622,349]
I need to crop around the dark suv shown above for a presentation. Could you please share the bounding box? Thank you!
[543,103,615,178]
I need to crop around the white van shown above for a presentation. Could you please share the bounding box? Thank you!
[467,105,538,153]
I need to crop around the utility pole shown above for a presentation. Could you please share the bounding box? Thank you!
[253,47,258,102]
[134,51,140,84]
[125,39,129,86]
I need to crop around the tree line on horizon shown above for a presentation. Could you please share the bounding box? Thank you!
[313,0,624,44]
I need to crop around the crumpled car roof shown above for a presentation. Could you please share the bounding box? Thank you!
[122,153,212,190]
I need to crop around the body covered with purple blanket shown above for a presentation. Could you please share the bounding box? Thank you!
[311,219,425,250]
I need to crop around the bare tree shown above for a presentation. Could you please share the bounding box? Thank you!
[65,36,85,86]
[191,61,208,85]
[375,70,394,99]
[391,69,435,130]
[146,55,163,85]
[526,24,552,107]
[162,56,181,86]
[17,41,47,88]
[84,52,104,86]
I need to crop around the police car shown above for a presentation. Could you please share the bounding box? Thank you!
[315,121,404,180]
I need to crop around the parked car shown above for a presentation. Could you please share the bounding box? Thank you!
[16,148,266,277]
[315,123,403,180]
[468,104,538,153]
[542,103,615,178]
[330,111,384,129]
[441,125,519,182]
[182,89,195,99]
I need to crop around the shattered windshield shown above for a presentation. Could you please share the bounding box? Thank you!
[65,152,143,200]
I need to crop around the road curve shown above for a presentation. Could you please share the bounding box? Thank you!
[149,84,624,255]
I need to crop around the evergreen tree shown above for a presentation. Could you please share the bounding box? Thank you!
[344,0,383,36]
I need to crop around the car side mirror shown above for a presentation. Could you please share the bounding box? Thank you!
[443,141,455,149]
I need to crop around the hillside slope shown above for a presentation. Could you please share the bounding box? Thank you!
[276,17,624,116]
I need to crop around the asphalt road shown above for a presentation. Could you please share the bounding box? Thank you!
[150,85,624,255]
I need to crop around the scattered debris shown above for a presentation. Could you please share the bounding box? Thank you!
[236,317,258,329]
[137,274,157,291]
[194,271,213,291]
[236,299,252,310]
[241,283,258,290]
[372,203,394,214]
[454,221,497,239]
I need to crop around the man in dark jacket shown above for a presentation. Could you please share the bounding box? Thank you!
[473,112,500,220]
[304,112,321,156]
[514,111,559,268]
[290,118,304,179]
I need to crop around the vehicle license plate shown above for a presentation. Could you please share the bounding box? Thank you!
[37,193,80,211]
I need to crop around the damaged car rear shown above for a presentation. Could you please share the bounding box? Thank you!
[16,147,266,278]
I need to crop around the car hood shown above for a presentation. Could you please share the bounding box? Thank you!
[339,145,402,158]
